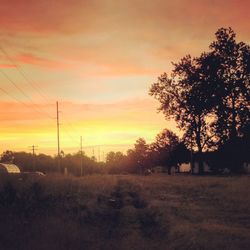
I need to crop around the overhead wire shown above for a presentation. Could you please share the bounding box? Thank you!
[1,46,82,138]
[0,45,104,155]
[0,47,55,119]
[1,46,83,141]
[0,46,51,104]
[0,68,55,120]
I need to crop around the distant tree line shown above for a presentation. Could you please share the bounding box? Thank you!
[0,150,103,176]
[0,128,188,176]
[105,129,189,175]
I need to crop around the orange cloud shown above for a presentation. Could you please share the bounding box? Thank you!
[0,102,54,122]
[13,53,73,70]
[0,63,16,68]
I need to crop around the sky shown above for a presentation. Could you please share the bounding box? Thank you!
[0,0,249,157]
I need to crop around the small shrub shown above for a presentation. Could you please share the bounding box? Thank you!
[138,207,167,238]
[0,182,16,206]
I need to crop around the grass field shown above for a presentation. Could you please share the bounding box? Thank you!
[0,174,249,250]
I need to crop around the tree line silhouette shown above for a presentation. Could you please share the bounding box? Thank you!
[0,128,188,175]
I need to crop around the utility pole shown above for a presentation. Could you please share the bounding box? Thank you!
[98,147,100,162]
[28,145,38,171]
[80,136,83,176]
[56,101,61,173]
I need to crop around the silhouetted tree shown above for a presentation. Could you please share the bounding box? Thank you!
[106,151,125,174]
[62,151,103,175]
[169,142,190,173]
[150,129,180,174]
[208,27,250,144]
[134,138,149,174]
[198,28,250,172]
[1,150,14,163]
[150,27,250,174]
[149,56,213,174]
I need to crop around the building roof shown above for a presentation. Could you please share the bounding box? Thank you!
[0,163,21,174]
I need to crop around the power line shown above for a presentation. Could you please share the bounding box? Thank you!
[0,47,126,159]
[0,46,51,104]
[1,47,84,141]
[56,101,61,172]
[2,48,83,139]
[0,87,30,108]
[80,136,83,176]
[0,68,35,101]
[0,46,54,119]
[98,147,100,162]
[0,68,55,120]
[0,47,86,162]
[0,86,55,119]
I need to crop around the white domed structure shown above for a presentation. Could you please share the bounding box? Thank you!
[0,163,21,174]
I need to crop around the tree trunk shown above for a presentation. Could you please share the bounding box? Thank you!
[190,145,194,174]
[230,94,237,139]
[198,150,203,175]
[196,116,204,174]
[176,165,180,173]
[167,166,171,175]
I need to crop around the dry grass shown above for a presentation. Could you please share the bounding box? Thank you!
[0,174,249,250]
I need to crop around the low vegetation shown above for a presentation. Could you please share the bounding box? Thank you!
[0,174,249,250]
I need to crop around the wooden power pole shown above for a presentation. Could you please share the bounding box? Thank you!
[80,136,83,176]
[56,101,61,172]
[29,145,38,171]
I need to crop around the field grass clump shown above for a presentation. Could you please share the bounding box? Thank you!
[137,206,168,238]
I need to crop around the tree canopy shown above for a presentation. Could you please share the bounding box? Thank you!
[149,27,250,173]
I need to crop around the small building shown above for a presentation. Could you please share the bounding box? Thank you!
[179,162,211,173]
[179,163,190,172]
[0,163,21,174]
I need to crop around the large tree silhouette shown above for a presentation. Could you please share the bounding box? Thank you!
[149,56,213,174]
[149,27,250,174]
[208,27,250,144]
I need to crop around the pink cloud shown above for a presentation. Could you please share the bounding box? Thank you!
[14,53,69,69]
[0,101,55,122]
[0,0,102,35]
[0,63,16,68]
[0,0,249,39]
[1,0,249,78]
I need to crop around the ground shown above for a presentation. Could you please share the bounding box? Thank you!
[0,174,249,250]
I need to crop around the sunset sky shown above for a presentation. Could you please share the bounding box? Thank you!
[0,0,249,157]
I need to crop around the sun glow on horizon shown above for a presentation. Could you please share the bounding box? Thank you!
[0,0,249,156]
[0,99,175,156]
